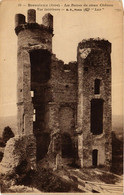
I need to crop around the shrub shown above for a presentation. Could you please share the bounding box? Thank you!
[0,137,5,147]
[17,167,71,192]
[2,126,14,143]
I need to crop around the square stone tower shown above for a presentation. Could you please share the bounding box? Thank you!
[77,39,112,168]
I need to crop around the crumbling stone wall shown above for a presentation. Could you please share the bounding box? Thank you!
[47,56,78,165]
[0,135,36,176]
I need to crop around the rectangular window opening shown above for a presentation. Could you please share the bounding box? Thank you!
[94,79,100,94]
[31,91,34,97]
[33,114,36,122]
[91,99,103,135]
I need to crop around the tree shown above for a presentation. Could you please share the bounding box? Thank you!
[2,126,14,144]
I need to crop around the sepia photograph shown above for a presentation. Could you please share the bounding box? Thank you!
[0,0,123,193]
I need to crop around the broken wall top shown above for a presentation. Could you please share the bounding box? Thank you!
[78,38,111,53]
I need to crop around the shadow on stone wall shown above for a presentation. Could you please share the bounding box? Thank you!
[111,131,123,175]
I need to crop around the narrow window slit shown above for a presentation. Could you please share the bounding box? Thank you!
[94,79,100,94]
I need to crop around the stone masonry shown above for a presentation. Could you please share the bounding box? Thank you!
[6,9,111,171]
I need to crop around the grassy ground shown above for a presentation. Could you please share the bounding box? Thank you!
[0,162,123,193]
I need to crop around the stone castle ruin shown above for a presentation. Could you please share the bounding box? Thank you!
[0,9,112,175]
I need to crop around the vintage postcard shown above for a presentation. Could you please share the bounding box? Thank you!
[0,0,123,194]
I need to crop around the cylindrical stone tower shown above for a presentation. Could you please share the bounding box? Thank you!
[77,39,112,169]
[15,9,53,161]
[15,9,53,135]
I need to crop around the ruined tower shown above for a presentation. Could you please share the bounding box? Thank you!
[15,9,53,161]
[15,10,112,169]
[77,39,112,168]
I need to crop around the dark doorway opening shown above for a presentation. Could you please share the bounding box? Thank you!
[36,133,50,161]
[91,99,104,135]
[62,133,73,158]
[92,149,98,167]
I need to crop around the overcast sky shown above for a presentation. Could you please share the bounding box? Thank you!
[0,0,123,117]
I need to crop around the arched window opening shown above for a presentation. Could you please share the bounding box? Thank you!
[91,99,103,135]
[92,149,98,167]
[94,79,100,94]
